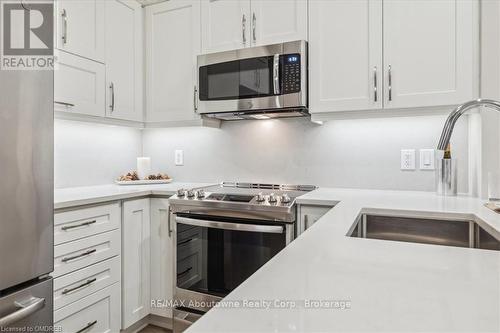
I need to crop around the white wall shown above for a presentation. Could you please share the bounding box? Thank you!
[142,115,469,192]
[55,119,142,188]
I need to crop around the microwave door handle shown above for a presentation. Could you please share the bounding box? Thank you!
[175,216,284,234]
[273,54,280,95]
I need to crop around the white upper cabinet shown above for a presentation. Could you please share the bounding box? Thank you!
[105,0,143,122]
[145,0,201,123]
[201,0,251,53]
[251,0,308,46]
[383,0,475,109]
[309,0,383,113]
[55,0,105,62]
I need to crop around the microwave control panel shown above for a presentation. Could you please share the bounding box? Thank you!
[282,54,301,94]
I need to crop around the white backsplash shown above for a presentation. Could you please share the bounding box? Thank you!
[55,119,142,188]
[142,115,469,193]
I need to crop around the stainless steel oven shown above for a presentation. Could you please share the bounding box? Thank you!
[169,183,315,333]
[197,40,308,120]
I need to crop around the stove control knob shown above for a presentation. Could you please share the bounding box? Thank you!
[268,193,277,203]
[196,189,205,199]
[186,189,195,198]
[177,189,186,197]
[255,193,265,202]
[281,194,291,204]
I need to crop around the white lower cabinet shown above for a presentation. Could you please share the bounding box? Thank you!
[54,282,121,333]
[54,50,105,117]
[150,199,174,318]
[298,205,334,235]
[122,199,151,329]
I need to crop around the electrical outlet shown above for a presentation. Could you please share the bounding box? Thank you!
[175,150,184,166]
[419,149,435,170]
[401,149,416,170]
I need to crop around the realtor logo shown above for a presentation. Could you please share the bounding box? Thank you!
[1,0,53,70]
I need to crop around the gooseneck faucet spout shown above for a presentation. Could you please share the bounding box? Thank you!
[437,99,500,150]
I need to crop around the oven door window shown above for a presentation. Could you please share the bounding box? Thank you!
[176,218,286,298]
[199,56,275,101]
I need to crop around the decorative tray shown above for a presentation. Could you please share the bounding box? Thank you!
[115,179,172,185]
[484,202,500,214]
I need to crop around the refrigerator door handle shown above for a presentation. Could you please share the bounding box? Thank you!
[0,297,45,327]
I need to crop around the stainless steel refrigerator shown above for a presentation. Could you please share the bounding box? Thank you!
[0,4,54,329]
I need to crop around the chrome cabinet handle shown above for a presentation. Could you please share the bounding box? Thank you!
[109,82,115,112]
[76,320,97,333]
[54,101,75,107]
[0,297,45,327]
[304,215,310,230]
[61,220,96,231]
[61,249,96,262]
[252,12,256,44]
[193,85,198,112]
[167,207,172,237]
[61,9,68,45]
[176,216,284,234]
[242,14,247,45]
[373,66,378,102]
[388,65,392,102]
[62,278,97,295]
[177,267,192,278]
[273,54,280,95]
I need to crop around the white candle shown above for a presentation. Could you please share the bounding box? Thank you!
[137,157,151,180]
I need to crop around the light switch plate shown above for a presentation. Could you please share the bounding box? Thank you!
[175,150,184,166]
[401,149,416,170]
[419,149,435,170]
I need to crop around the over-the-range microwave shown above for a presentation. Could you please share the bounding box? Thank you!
[197,40,308,120]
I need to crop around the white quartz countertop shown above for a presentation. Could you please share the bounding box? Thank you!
[54,182,214,209]
[187,188,500,333]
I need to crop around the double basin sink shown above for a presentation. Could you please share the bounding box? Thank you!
[348,212,500,251]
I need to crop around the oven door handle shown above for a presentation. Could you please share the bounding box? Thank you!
[175,216,284,234]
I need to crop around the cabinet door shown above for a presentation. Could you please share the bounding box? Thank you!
[54,50,105,117]
[150,199,174,318]
[145,0,201,123]
[298,205,333,235]
[251,0,307,46]
[122,199,151,329]
[201,0,251,53]
[383,0,475,109]
[55,0,105,62]
[105,0,143,122]
[309,0,383,113]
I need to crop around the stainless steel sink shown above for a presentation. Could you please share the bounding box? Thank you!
[348,213,500,251]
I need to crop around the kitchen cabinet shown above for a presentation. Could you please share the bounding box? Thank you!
[383,0,475,109]
[122,199,151,329]
[105,0,144,122]
[55,0,105,62]
[297,205,334,235]
[309,0,477,115]
[54,50,105,117]
[309,0,383,113]
[251,0,308,46]
[150,199,174,319]
[201,0,307,53]
[201,0,251,53]
[145,0,201,123]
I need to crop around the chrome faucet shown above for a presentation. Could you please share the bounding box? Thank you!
[437,99,500,150]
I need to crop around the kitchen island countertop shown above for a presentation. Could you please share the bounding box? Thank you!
[187,188,500,333]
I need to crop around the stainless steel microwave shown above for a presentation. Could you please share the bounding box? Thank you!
[197,40,308,120]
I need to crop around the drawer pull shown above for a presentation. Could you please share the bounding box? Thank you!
[177,238,193,246]
[76,320,97,333]
[61,278,97,295]
[177,267,192,278]
[54,101,75,107]
[61,220,97,231]
[61,249,96,262]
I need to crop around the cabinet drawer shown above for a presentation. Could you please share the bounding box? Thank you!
[54,283,120,333]
[55,203,121,245]
[177,251,201,289]
[54,256,120,310]
[178,227,202,245]
[54,230,120,278]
